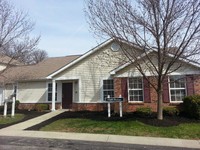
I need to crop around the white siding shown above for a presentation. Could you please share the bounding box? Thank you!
[54,43,131,103]
[17,81,47,103]
[0,64,6,71]
[4,84,14,99]
[0,87,3,105]
[115,55,200,78]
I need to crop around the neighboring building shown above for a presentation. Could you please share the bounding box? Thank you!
[0,55,22,105]
[1,39,200,111]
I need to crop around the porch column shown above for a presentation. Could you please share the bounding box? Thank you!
[51,79,56,111]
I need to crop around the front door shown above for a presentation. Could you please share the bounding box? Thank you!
[62,83,73,109]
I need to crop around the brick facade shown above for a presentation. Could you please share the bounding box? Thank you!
[72,103,107,111]
[194,75,200,95]
[18,75,200,112]
[18,103,61,111]
[112,75,200,112]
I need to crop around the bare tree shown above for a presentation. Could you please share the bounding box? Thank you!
[85,0,200,120]
[30,49,48,64]
[0,0,40,68]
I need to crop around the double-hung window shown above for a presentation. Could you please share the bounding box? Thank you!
[128,77,143,102]
[169,76,186,102]
[103,79,114,100]
[47,83,57,101]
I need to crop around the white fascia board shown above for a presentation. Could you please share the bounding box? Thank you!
[110,62,132,75]
[111,50,200,75]
[110,50,153,75]
[46,38,114,79]
[167,53,200,68]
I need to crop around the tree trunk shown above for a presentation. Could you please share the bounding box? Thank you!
[157,90,163,120]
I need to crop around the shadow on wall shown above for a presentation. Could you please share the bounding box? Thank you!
[17,81,47,109]
[82,45,125,103]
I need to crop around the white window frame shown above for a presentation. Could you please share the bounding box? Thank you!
[46,82,58,102]
[102,79,114,101]
[128,77,144,102]
[169,75,186,103]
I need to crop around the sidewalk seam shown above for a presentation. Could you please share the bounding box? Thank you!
[106,135,110,142]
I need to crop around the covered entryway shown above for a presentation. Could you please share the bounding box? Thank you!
[62,83,73,109]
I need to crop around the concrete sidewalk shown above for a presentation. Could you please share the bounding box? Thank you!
[1,109,66,130]
[0,110,199,149]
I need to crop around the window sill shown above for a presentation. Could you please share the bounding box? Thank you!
[170,101,183,103]
[45,101,61,103]
[169,102,183,106]
[128,101,144,105]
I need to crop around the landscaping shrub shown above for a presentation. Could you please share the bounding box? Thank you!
[182,95,200,119]
[135,107,152,117]
[0,106,3,112]
[35,104,49,112]
[6,100,20,110]
[15,100,20,109]
[0,100,20,113]
[163,107,179,116]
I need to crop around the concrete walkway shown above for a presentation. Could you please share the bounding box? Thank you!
[0,110,199,149]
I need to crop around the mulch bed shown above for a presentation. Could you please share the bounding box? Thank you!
[26,111,200,131]
[0,110,48,129]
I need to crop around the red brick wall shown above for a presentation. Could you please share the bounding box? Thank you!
[18,103,61,110]
[113,77,181,113]
[194,75,200,95]
[72,103,107,111]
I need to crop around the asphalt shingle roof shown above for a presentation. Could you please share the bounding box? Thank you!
[1,55,81,83]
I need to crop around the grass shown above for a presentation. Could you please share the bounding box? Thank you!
[0,114,25,125]
[40,113,200,140]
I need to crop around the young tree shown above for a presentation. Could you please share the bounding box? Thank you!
[85,0,200,120]
[0,0,41,68]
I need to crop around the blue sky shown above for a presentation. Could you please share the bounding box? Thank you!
[11,0,103,57]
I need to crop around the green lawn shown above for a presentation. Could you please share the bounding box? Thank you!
[0,114,25,124]
[40,118,200,139]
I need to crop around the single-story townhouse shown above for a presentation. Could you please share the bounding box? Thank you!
[1,38,200,112]
[0,55,23,105]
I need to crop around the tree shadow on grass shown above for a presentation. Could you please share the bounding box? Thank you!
[26,111,200,131]
[0,110,48,129]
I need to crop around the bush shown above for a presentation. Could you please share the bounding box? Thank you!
[35,104,49,112]
[182,95,200,119]
[6,100,20,110]
[0,100,20,113]
[135,107,152,117]
[0,106,3,112]
[163,107,179,116]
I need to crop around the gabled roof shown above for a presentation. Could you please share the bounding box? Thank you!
[110,50,153,75]
[46,38,115,79]
[110,50,200,75]
[1,55,81,83]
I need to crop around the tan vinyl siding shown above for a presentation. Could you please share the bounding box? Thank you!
[4,84,14,99]
[17,81,47,103]
[54,43,141,103]
[0,64,6,71]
